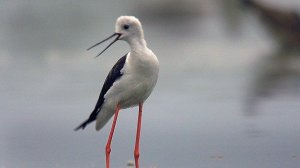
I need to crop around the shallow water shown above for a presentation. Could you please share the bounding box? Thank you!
[1,0,300,168]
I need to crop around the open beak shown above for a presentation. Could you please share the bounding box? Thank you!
[87,33,121,57]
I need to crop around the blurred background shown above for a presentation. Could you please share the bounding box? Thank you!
[1,0,300,167]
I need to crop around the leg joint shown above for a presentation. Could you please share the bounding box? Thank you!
[134,150,140,159]
[105,145,111,154]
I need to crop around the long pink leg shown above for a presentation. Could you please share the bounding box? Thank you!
[134,103,143,168]
[105,104,120,168]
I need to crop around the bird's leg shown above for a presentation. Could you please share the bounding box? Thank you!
[105,104,120,168]
[134,103,143,168]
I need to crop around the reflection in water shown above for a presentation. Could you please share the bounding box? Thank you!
[242,0,300,48]
[242,0,300,114]
[245,48,300,114]
[218,0,245,34]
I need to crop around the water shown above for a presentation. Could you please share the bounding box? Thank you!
[1,0,300,168]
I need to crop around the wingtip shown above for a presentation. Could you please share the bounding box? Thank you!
[74,123,86,131]
[74,127,81,131]
[74,126,82,131]
[74,117,94,131]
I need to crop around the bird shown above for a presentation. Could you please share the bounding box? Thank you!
[74,16,159,168]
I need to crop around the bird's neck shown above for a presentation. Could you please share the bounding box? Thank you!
[128,38,148,53]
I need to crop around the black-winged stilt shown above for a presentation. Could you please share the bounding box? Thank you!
[75,16,159,168]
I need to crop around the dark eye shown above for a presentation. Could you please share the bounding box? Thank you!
[123,24,129,30]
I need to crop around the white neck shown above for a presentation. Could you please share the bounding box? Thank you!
[128,38,147,52]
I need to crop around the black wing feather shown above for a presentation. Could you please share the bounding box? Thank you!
[74,54,127,131]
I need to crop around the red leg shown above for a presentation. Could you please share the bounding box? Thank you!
[105,104,120,168]
[134,103,143,168]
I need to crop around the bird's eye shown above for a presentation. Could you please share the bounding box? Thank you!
[123,24,129,30]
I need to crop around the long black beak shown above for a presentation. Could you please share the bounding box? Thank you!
[87,33,121,57]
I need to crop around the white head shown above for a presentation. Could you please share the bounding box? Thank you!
[87,16,145,57]
[115,16,144,42]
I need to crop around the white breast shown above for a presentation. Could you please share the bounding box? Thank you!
[104,50,159,109]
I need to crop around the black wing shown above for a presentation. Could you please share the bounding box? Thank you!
[74,54,127,131]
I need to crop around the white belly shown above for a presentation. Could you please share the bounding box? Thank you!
[95,73,157,131]
[104,72,157,108]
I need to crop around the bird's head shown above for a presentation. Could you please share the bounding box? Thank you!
[87,16,144,57]
[115,16,144,41]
